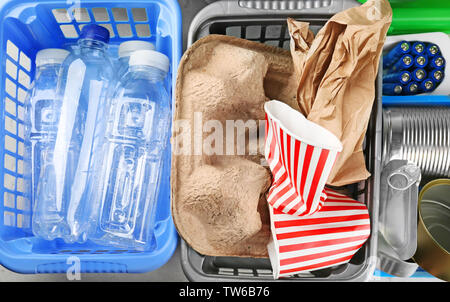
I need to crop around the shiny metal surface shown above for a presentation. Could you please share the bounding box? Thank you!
[380,160,420,261]
[383,107,450,178]
[414,179,450,281]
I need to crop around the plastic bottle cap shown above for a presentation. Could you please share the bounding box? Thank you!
[35,48,70,66]
[118,41,155,58]
[129,49,169,73]
[80,24,110,44]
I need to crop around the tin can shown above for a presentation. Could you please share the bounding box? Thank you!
[419,78,436,93]
[414,179,450,282]
[383,71,411,85]
[382,107,450,178]
[413,55,428,69]
[429,55,446,70]
[430,69,444,83]
[425,43,441,58]
[389,54,414,72]
[411,41,425,56]
[383,83,403,95]
[411,68,427,82]
[402,82,419,95]
[383,40,410,70]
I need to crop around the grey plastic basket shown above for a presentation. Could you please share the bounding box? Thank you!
[180,0,382,281]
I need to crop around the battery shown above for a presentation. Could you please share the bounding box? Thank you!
[419,78,436,93]
[428,56,446,70]
[403,82,419,95]
[414,55,428,69]
[411,68,427,82]
[389,54,414,72]
[425,43,441,57]
[429,69,444,83]
[411,42,425,56]
[383,71,411,85]
[383,83,403,95]
[383,41,410,69]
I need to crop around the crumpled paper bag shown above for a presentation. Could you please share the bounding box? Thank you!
[288,0,392,186]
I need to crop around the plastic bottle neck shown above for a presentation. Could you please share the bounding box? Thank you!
[127,65,167,82]
[78,38,108,52]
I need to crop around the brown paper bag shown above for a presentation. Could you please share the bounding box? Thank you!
[288,0,392,186]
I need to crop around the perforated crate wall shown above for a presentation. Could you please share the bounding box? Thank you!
[0,0,181,274]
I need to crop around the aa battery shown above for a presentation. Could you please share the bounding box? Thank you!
[419,78,436,93]
[411,68,427,82]
[383,71,411,85]
[411,42,425,56]
[383,83,403,95]
[389,54,414,72]
[429,69,444,83]
[413,55,428,69]
[428,56,446,70]
[425,43,441,57]
[383,41,410,69]
[403,82,419,95]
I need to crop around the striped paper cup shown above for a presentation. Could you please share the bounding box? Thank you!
[267,188,371,279]
[264,100,343,216]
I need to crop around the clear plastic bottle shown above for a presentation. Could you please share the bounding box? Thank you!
[26,48,70,241]
[117,40,155,78]
[88,49,171,251]
[33,24,114,243]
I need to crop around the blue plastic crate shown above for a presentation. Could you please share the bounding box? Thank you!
[382,95,450,106]
[0,0,182,274]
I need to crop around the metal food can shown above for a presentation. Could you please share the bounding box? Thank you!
[383,83,403,95]
[411,41,425,56]
[414,179,450,282]
[383,71,411,85]
[414,55,428,69]
[383,40,410,70]
[425,43,441,58]
[382,107,450,178]
[412,68,427,82]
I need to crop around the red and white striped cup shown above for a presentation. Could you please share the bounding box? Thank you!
[267,187,371,278]
[264,100,343,216]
